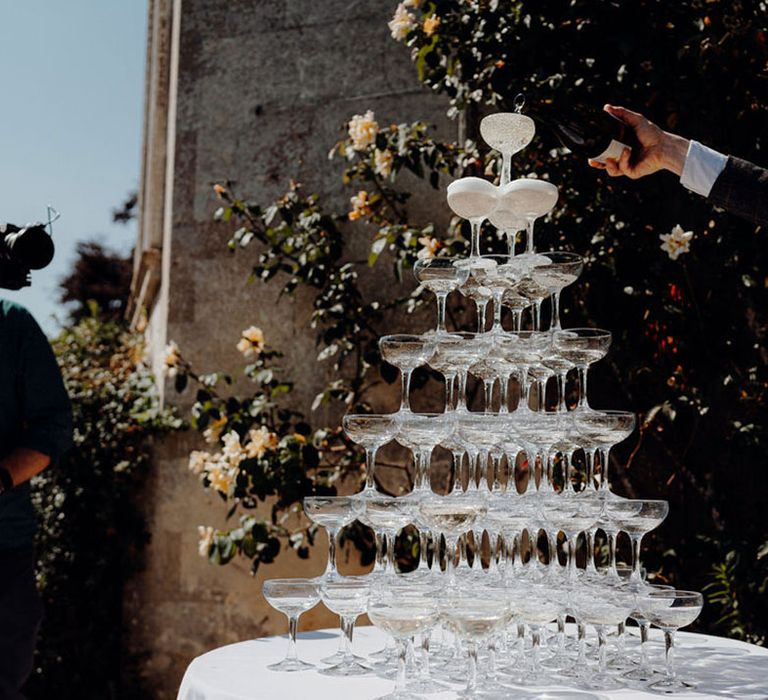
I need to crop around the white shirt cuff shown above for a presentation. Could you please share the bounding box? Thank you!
[680,140,728,197]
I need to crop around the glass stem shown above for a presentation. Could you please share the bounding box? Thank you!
[446,373,456,411]
[326,527,338,576]
[374,530,385,572]
[470,218,482,258]
[501,153,512,186]
[664,630,676,681]
[466,641,478,694]
[419,529,430,570]
[493,290,503,331]
[525,218,535,254]
[445,538,457,586]
[563,451,573,492]
[499,374,510,413]
[607,531,619,577]
[551,290,562,330]
[597,626,608,674]
[577,364,589,409]
[400,368,412,412]
[386,529,398,573]
[476,300,488,333]
[452,451,464,492]
[639,621,650,670]
[395,638,408,693]
[506,230,516,257]
[631,534,644,583]
[531,627,542,672]
[567,537,577,581]
[420,631,431,680]
[457,371,469,411]
[585,448,596,489]
[577,623,587,675]
[436,292,448,333]
[488,638,498,680]
[484,378,495,414]
[585,528,597,574]
[286,615,299,661]
[557,371,568,412]
[533,299,542,331]
[598,447,610,491]
[364,447,377,491]
[341,616,354,661]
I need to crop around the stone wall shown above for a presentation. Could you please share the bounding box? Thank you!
[125,1,453,696]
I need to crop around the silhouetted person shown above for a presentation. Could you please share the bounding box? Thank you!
[0,299,72,698]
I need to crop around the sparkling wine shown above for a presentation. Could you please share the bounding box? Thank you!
[368,605,436,638]
[443,610,507,640]
[644,606,702,630]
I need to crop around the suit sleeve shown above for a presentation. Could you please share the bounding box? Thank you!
[16,312,73,461]
[708,156,768,228]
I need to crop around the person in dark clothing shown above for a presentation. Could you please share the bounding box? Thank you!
[589,104,768,228]
[0,299,72,699]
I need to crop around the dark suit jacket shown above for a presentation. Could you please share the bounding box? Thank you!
[709,156,768,227]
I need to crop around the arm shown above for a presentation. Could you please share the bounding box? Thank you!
[0,448,50,493]
[588,105,690,178]
[1,310,73,493]
[590,105,768,227]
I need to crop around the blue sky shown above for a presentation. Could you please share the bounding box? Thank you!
[0,1,147,335]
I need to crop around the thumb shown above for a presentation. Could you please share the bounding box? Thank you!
[604,104,644,127]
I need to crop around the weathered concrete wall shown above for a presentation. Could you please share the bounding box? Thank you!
[126,1,453,696]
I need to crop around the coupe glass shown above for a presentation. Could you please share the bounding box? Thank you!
[459,271,494,332]
[639,589,704,693]
[515,411,567,494]
[502,178,559,254]
[262,578,321,672]
[571,585,635,690]
[625,583,674,683]
[414,257,470,334]
[495,330,550,412]
[472,254,532,334]
[537,491,604,582]
[367,581,441,700]
[342,414,397,493]
[488,200,527,256]
[440,592,511,698]
[303,495,361,577]
[530,251,584,330]
[597,497,642,579]
[609,499,669,585]
[479,111,536,185]
[395,413,451,493]
[319,576,372,676]
[552,328,612,412]
[427,332,486,411]
[418,493,487,586]
[379,334,435,413]
[573,410,636,492]
[514,264,551,330]
[361,494,414,574]
[512,581,564,682]
[446,177,498,258]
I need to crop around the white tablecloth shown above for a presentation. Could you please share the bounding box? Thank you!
[177,624,768,700]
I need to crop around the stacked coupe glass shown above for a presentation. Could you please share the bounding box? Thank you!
[263,109,704,699]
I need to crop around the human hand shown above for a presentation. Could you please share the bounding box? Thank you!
[588,104,689,179]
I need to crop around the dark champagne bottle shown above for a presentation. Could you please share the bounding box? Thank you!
[527,98,639,164]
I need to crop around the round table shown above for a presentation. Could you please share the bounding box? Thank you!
[177,624,768,699]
